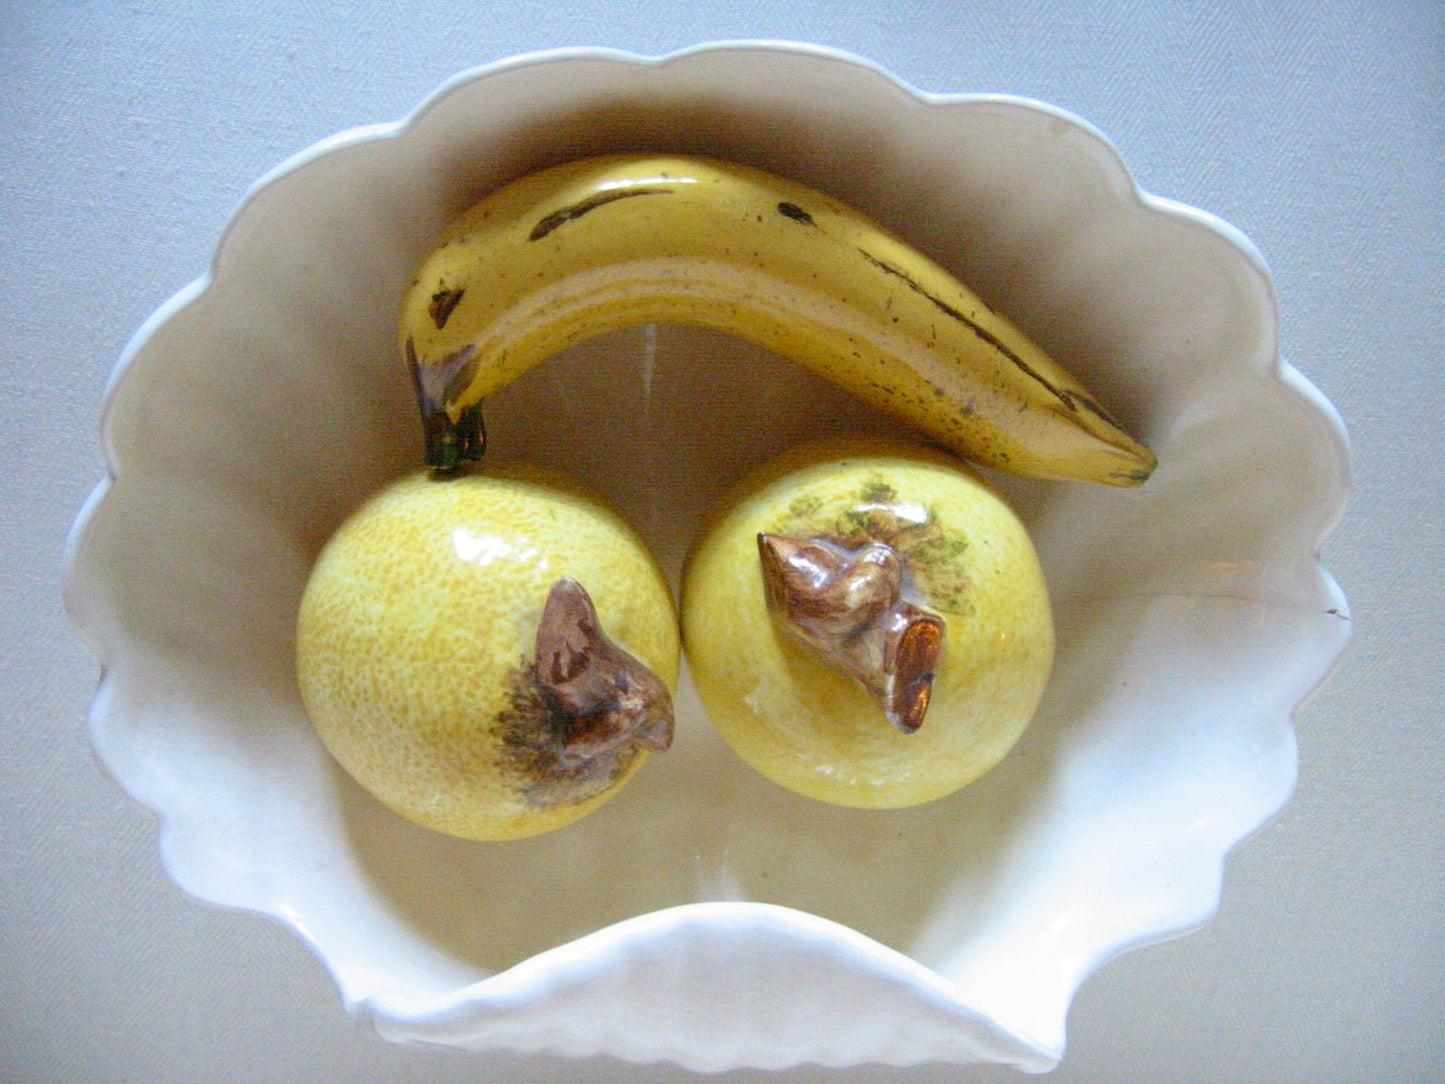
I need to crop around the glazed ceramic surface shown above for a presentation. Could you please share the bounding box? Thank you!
[63,42,1351,1073]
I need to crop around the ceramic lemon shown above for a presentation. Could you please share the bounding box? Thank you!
[682,437,1053,809]
[296,465,678,840]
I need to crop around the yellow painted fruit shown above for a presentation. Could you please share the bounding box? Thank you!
[296,465,679,840]
[682,437,1054,809]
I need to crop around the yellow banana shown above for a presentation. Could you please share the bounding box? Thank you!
[399,154,1155,485]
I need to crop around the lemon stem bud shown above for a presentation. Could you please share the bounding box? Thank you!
[758,533,944,734]
[533,578,675,767]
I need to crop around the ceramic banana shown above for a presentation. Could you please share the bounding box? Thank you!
[400,154,1155,484]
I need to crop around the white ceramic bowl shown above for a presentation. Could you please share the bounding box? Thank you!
[63,42,1352,1073]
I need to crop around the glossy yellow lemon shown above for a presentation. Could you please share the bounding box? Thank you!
[682,436,1053,809]
[296,465,678,840]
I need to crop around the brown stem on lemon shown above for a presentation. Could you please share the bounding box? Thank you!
[533,578,674,768]
[758,534,944,734]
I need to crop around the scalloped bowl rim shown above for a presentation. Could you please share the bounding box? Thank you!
[62,40,1353,1074]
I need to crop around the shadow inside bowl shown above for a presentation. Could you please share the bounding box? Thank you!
[331,685,1044,980]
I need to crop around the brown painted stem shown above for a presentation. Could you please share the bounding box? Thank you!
[758,533,945,734]
[533,578,674,767]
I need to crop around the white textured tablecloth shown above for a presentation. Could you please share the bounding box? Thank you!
[4,3,1441,1081]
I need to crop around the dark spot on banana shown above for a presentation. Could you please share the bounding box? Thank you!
[855,246,1117,424]
[777,201,815,225]
[1056,387,1119,424]
[529,186,673,241]
[429,288,465,329]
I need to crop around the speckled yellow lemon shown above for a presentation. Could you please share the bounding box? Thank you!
[296,465,679,840]
[681,436,1053,809]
